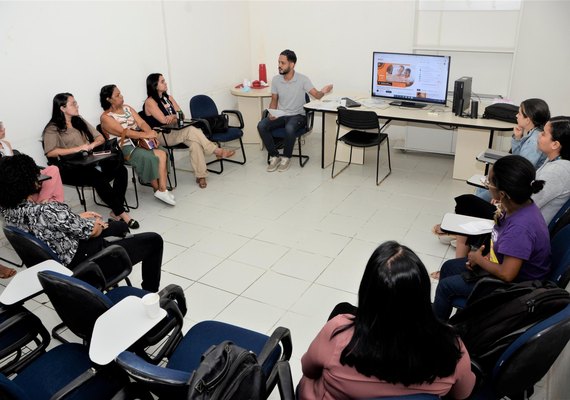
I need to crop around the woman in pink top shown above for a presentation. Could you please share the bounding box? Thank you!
[299,241,476,399]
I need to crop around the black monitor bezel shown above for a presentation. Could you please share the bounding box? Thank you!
[371,51,451,106]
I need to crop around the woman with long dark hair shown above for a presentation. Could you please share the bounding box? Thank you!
[143,73,234,189]
[433,155,551,321]
[299,241,475,399]
[43,93,138,228]
[99,84,175,206]
[0,154,163,292]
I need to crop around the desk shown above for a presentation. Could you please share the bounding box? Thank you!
[62,152,116,167]
[0,260,71,305]
[161,120,196,131]
[440,213,494,236]
[89,296,166,365]
[304,99,514,179]
[230,86,272,144]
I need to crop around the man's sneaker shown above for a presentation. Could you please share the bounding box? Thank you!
[154,190,176,206]
[267,156,281,172]
[277,157,291,172]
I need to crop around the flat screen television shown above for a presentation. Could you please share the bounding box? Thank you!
[371,52,451,108]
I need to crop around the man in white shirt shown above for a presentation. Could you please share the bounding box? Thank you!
[258,49,333,172]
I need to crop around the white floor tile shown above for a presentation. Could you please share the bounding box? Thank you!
[199,259,265,295]
[242,271,311,309]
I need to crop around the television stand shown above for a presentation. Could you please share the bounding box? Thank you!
[390,101,427,109]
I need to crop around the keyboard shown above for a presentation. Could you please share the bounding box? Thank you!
[390,100,427,109]
[341,97,361,108]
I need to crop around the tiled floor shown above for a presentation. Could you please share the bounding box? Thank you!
[0,133,548,398]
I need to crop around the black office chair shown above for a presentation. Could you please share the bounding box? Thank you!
[262,93,314,167]
[38,270,186,364]
[332,108,391,185]
[116,321,292,399]
[549,197,570,239]
[0,305,51,376]
[189,94,247,174]
[3,225,61,268]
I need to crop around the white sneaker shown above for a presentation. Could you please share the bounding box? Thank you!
[154,190,176,206]
[277,157,291,172]
[166,190,175,200]
[267,156,281,172]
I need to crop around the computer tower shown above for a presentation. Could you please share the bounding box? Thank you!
[452,76,472,116]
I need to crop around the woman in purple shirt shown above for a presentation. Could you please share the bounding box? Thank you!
[433,155,551,320]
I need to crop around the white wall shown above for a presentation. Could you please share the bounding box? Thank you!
[510,0,570,116]
[0,0,250,163]
[1,0,569,159]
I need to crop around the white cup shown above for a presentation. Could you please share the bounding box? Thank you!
[142,293,161,319]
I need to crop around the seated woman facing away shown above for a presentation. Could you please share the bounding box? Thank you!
[298,241,475,400]
[1,120,64,279]
[143,73,234,189]
[43,93,139,229]
[99,84,175,206]
[433,155,551,321]
[0,154,164,292]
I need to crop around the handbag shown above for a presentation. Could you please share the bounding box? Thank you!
[137,138,158,150]
[204,114,229,134]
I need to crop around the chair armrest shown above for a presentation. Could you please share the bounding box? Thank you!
[192,118,213,137]
[116,351,191,385]
[258,326,293,395]
[73,245,133,290]
[50,366,97,400]
[276,360,296,400]
[222,109,244,129]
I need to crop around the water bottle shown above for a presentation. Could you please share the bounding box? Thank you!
[177,110,184,127]
[259,64,267,84]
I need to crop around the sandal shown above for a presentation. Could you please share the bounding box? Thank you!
[0,264,17,279]
[196,177,207,189]
[216,148,235,160]
[110,212,139,229]
[432,224,455,245]
[127,219,140,229]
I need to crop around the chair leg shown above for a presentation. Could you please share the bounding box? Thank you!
[168,148,178,189]
[297,137,309,167]
[376,138,392,186]
[75,186,87,212]
[331,142,352,179]
[127,167,139,210]
[207,138,247,174]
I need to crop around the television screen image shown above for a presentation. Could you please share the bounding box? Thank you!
[372,52,451,107]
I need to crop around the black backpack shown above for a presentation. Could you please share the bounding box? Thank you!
[187,341,266,400]
[482,103,518,123]
[450,280,570,371]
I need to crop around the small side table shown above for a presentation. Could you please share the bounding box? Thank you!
[230,86,272,145]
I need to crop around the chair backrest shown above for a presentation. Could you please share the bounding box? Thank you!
[549,197,570,238]
[337,108,380,130]
[488,303,570,398]
[189,95,219,119]
[37,270,114,342]
[549,224,570,288]
[2,226,61,267]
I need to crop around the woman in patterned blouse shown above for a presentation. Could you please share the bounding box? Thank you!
[0,154,163,291]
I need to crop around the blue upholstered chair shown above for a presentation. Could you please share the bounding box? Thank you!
[470,304,570,400]
[116,321,292,399]
[189,94,247,174]
[0,306,148,399]
[37,270,186,364]
[0,305,50,376]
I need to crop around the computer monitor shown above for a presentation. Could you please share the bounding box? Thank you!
[371,52,451,108]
